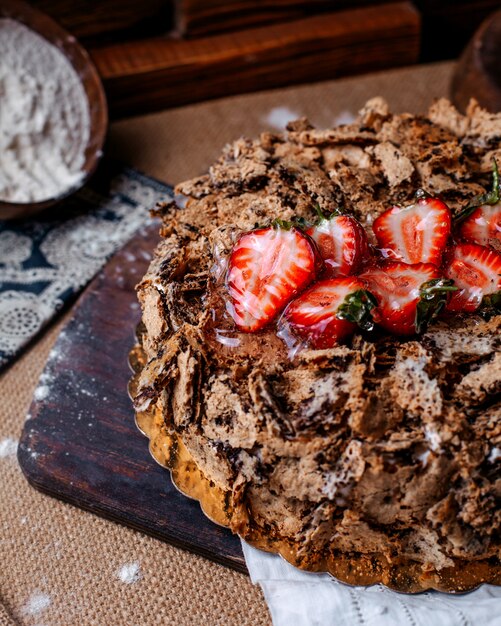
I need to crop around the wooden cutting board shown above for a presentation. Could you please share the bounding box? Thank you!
[17,223,246,574]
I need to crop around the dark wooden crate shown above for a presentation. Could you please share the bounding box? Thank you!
[91,2,420,118]
[174,0,392,38]
[32,0,173,44]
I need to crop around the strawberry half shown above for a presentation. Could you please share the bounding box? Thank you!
[456,159,501,251]
[373,192,451,266]
[444,243,501,312]
[306,213,369,277]
[459,204,501,251]
[279,277,376,349]
[360,262,456,335]
[227,223,319,332]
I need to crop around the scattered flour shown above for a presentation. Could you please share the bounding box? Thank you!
[0,19,90,203]
[417,449,431,467]
[488,447,500,463]
[48,347,63,362]
[0,437,18,458]
[33,384,49,401]
[333,110,355,126]
[18,441,41,460]
[174,193,188,208]
[264,106,300,130]
[424,426,442,452]
[117,561,142,584]
[22,592,51,615]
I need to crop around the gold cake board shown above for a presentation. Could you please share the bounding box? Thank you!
[129,341,500,594]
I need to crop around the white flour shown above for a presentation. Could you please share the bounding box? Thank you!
[117,561,142,584]
[21,591,51,615]
[0,437,18,458]
[264,106,300,130]
[0,19,90,203]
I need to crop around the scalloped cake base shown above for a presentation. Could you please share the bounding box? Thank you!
[129,338,500,594]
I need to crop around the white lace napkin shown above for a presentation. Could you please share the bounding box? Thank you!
[242,541,501,626]
[0,163,171,370]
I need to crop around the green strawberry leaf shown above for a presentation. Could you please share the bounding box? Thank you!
[314,203,327,220]
[337,289,378,331]
[480,290,501,315]
[415,278,458,333]
[314,203,343,222]
[454,159,500,224]
[272,218,294,230]
[292,216,310,229]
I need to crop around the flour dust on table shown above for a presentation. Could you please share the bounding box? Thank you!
[0,437,18,459]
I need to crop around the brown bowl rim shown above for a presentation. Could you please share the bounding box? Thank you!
[0,0,108,219]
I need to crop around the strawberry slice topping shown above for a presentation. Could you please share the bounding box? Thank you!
[444,243,501,312]
[360,262,456,335]
[456,159,501,251]
[306,213,369,277]
[227,224,319,332]
[373,193,451,266]
[459,204,501,251]
[279,277,376,349]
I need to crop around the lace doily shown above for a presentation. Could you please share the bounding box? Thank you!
[0,162,172,369]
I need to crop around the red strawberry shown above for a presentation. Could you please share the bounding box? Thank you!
[306,214,369,277]
[373,193,451,266]
[456,159,501,251]
[444,243,501,312]
[227,224,319,332]
[458,204,501,251]
[360,262,456,335]
[279,277,376,349]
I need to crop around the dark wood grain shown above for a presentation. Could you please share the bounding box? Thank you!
[91,2,420,118]
[18,223,246,574]
[32,0,173,45]
[174,0,385,38]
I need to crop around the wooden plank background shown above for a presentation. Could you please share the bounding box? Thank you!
[32,0,172,42]
[174,0,384,38]
[29,0,501,125]
[91,2,420,117]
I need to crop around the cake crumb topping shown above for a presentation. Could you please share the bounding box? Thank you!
[134,98,501,576]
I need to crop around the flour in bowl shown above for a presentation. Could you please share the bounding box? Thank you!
[0,19,90,203]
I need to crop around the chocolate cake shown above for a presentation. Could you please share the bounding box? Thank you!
[131,98,500,592]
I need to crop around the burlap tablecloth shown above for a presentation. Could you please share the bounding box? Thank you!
[0,61,455,626]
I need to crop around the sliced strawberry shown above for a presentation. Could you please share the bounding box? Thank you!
[227,224,319,332]
[444,243,501,312]
[458,204,501,251]
[360,262,456,335]
[373,193,451,266]
[456,159,501,251]
[306,214,369,277]
[279,277,376,349]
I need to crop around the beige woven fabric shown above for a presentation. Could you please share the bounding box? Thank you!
[0,62,454,626]
[0,602,15,626]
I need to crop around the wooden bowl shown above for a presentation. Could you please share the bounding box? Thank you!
[0,0,108,220]
[451,8,501,113]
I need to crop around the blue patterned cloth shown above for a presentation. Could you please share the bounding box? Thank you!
[0,161,172,370]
